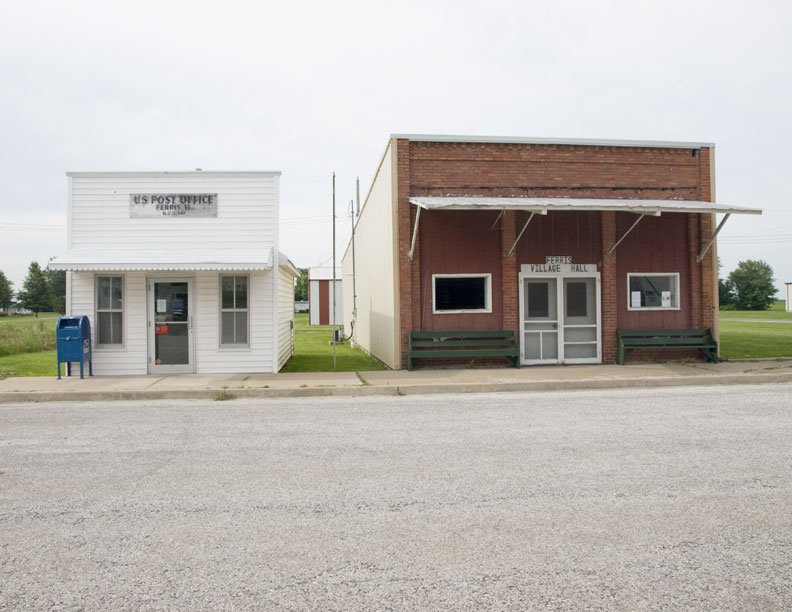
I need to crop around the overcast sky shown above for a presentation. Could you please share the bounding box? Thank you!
[2,0,790,294]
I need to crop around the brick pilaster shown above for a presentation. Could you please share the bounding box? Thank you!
[600,212,618,363]
[689,213,703,328]
[501,211,518,333]
[396,139,412,369]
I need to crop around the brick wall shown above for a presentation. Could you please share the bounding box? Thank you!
[394,139,715,368]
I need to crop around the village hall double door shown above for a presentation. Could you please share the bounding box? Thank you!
[518,263,601,365]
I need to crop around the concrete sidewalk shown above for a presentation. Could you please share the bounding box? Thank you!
[2,359,792,403]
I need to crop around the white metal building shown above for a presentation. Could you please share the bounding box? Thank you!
[786,282,792,312]
[50,171,298,375]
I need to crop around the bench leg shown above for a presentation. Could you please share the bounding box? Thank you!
[617,345,625,365]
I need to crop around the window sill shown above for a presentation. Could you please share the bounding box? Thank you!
[433,309,492,315]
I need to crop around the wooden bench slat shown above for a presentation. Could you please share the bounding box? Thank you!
[408,330,519,370]
[617,328,718,365]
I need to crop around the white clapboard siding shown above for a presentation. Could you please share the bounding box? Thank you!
[278,265,295,369]
[69,174,277,251]
[194,271,274,373]
[71,271,148,375]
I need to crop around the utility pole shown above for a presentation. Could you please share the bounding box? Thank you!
[332,172,337,370]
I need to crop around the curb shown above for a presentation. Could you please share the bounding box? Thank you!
[1,372,791,404]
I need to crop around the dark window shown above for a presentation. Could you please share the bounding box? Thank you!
[434,276,489,312]
[527,282,549,318]
[566,282,588,317]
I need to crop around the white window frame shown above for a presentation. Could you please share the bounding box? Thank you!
[95,275,124,348]
[219,274,250,348]
[432,273,493,314]
[627,272,681,311]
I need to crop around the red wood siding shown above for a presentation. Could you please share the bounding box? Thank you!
[515,211,601,264]
[615,212,692,329]
[418,210,503,331]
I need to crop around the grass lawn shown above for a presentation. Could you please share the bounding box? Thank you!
[719,320,792,359]
[719,300,792,320]
[0,350,57,378]
[280,314,387,373]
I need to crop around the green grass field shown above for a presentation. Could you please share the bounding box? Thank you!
[0,350,57,378]
[0,315,58,356]
[280,314,387,373]
[718,320,792,359]
[719,300,792,320]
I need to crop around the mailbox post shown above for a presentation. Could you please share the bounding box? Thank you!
[56,316,93,379]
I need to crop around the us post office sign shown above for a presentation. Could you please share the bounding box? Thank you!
[130,193,218,218]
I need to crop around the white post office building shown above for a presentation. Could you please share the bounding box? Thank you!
[50,171,298,375]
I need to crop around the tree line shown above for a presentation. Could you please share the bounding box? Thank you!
[0,261,66,316]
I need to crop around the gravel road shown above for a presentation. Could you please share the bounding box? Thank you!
[1,384,791,610]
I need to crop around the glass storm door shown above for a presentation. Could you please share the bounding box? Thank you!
[522,278,559,364]
[148,279,193,373]
[520,275,601,365]
[562,277,599,363]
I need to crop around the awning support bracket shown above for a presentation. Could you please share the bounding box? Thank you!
[697,213,730,263]
[408,206,422,260]
[508,210,546,256]
[607,212,660,255]
[491,210,504,229]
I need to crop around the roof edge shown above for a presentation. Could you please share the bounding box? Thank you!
[391,134,715,149]
[66,171,282,178]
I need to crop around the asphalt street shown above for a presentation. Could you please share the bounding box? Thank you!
[1,384,791,610]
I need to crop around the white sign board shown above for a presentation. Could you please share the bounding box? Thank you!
[661,291,672,308]
[130,194,218,218]
[631,291,642,308]
[522,263,596,274]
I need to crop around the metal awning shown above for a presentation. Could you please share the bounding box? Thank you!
[48,249,274,272]
[406,196,762,263]
[408,196,762,216]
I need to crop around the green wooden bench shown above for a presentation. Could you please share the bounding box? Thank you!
[617,328,718,365]
[408,330,520,371]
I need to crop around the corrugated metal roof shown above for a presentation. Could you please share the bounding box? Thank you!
[392,134,716,149]
[408,197,761,215]
[48,250,274,272]
[66,171,281,178]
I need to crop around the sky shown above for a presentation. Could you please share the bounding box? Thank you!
[1,0,791,295]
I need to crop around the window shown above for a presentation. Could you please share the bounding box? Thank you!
[220,275,249,345]
[96,276,123,345]
[628,273,680,310]
[432,274,492,314]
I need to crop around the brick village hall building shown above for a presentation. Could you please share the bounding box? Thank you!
[342,135,761,370]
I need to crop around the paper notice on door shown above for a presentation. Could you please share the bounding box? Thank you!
[157,299,167,313]
[631,291,642,308]
[661,291,672,308]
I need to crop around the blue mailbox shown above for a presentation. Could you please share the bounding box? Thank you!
[56,316,93,379]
